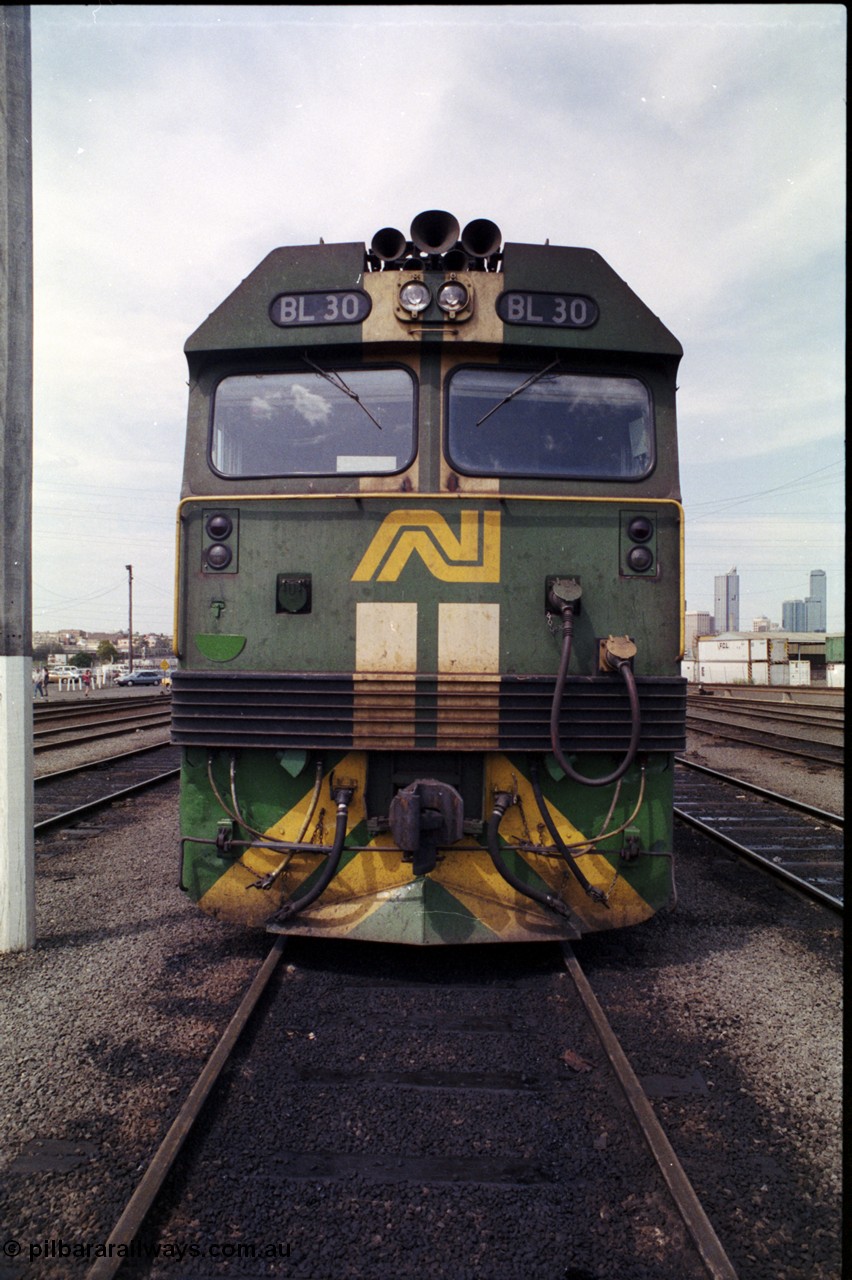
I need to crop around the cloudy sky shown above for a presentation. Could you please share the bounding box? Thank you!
[29,4,845,637]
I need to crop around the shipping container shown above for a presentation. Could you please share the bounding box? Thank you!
[825,634,845,664]
[697,661,768,685]
[697,637,770,662]
[826,663,845,688]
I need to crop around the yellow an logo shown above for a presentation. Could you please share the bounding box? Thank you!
[352,509,501,583]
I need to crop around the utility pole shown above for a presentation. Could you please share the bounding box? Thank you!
[1,6,34,951]
[126,564,133,671]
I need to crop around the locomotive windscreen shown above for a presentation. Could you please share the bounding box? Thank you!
[210,364,416,477]
[446,367,653,480]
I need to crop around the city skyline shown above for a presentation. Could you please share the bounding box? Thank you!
[695,565,831,634]
[28,6,846,636]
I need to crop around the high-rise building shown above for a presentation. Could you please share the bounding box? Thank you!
[782,599,808,631]
[808,570,827,632]
[782,570,826,633]
[685,610,714,658]
[714,567,739,633]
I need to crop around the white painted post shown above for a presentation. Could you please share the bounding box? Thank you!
[0,658,34,949]
[1,6,35,951]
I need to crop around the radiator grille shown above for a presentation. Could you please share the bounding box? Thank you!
[171,671,686,753]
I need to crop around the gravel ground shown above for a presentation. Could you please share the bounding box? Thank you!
[681,730,843,816]
[34,691,170,780]
[1,727,843,1279]
[580,740,843,1279]
[0,783,272,1280]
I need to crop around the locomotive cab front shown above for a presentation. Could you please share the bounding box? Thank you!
[172,211,686,944]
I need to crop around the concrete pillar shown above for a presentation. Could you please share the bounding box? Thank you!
[1,5,35,950]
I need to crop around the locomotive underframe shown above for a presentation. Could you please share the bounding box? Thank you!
[177,741,679,944]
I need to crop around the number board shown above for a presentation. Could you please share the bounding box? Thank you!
[497,291,599,328]
[270,290,372,327]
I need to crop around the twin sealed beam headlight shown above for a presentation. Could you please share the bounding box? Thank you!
[399,281,431,314]
[396,277,473,321]
[437,281,470,314]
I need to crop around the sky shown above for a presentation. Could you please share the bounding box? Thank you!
[27,3,846,638]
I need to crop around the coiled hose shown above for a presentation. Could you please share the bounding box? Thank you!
[550,604,641,787]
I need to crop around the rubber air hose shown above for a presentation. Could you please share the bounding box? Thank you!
[549,605,641,788]
[528,760,608,905]
[268,786,352,922]
[486,792,573,920]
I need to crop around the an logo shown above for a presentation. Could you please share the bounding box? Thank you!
[352,509,501,583]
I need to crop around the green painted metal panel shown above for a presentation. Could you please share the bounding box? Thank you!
[179,496,681,679]
[186,243,368,359]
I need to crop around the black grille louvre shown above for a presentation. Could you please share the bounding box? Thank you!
[171,671,686,753]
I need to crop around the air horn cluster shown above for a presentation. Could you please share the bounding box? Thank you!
[368,210,502,272]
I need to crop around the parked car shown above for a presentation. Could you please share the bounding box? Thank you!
[116,670,162,686]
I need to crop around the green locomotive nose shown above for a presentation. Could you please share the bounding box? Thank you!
[173,210,684,943]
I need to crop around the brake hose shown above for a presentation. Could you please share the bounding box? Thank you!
[267,784,353,922]
[486,792,574,920]
[549,598,641,788]
[528,761,608,904]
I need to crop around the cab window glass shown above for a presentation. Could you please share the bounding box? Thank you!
[446,366,653,480]
[211,366,416,477]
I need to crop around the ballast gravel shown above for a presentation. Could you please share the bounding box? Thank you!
[0,733,842,1280]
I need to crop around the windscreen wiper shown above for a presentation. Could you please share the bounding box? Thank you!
[476,358,561,427]
[302,354,383,430]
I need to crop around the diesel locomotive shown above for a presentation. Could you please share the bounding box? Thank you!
[172,210,686,944]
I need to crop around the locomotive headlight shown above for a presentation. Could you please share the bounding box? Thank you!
[206,513,233,540]
[399,281,431,314]
[205,543,233,570]
[437,281,469,314]
[627,545,654,573]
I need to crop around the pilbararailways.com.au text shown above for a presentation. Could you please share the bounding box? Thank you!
[3,1238,291,1263]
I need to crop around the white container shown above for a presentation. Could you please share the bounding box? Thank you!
[698,639,752,661]
[768,664,791,686]
[697,661,754,684]
[788,661,811,686]
[826,664,845,688]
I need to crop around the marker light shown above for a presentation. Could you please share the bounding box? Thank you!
[206,513,233,540]
[399,281,431,314]
[627,545,654,573]
[437,281,470,315]
[205,543,233,570]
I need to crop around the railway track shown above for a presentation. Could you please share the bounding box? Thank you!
[673,758,843,911]
[684,690,843,767]
[86,940,738,1280]
[35,743,181,835]
[33,696,171,753]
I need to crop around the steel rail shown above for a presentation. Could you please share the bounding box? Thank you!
[685,692,843,727]
[562,946,740,1280]
[34,710,171,753]
[673,804,843,914]
[675,756,843,828]
[683,717,842,767]
[85,937,287,1280]
[36,738,174,787]
[33,692,171,719]
[34,765,180,836]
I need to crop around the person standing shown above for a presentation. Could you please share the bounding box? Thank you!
[82,669,92,697]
